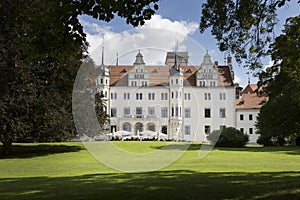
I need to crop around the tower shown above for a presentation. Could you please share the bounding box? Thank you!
[169,52,184,140]
[96,46,110,114]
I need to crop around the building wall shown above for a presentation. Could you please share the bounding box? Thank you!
[108,85,236,142]
[236,109,260,143]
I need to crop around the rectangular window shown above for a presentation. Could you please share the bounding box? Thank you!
[249,114,253,120]
[161,125,167,134]
[124,93,130,100]
[205,108,211,118]
[240,114,244,121]
[240,128,244,134]
[160,93,168,100]
[220,108,226,118]
[111,108,117,117]
[185,125,191,135]
[204,93,211,100]
[136,93,143,100]
[124,107,130,115]
[219,93,226,100]
[184,93,191,100]
[249,128,253,134]
[111,93,117,100]
[136,107,142,115]
[148,93,155,100]
[148,107,155,115]
[175,106,179,117]
[185,108,191,118]
[204,125,211,134]
[176,79,178,84]
[161,107,168,118]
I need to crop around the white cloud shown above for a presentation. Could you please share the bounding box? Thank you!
[234,74,241,84]
[263,60,274,70]
[80,15,203,65]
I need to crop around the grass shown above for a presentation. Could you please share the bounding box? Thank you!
[0,141,300,199]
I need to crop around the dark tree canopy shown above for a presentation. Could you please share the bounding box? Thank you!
[0,0,159,155]
[256,16,300,146]
[200,0,300,145]
[200,0,299,69]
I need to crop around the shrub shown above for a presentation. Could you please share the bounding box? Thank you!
[207,127,249,147]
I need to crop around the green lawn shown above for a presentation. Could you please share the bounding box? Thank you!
[0,142,299,199]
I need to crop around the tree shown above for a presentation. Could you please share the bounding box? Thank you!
[0,0,159,155]
[199,0,298,69]
[200,0,300,145]
[256,16,300,146]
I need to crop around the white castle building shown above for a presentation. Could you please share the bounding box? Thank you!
[96,50,264,143]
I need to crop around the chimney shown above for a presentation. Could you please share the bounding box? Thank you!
[227,56,232,65]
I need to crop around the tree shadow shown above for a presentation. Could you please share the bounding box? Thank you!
[0,144,83,159]
[0,170,299,200]
[151,143,300,155]
[214,146,300,155]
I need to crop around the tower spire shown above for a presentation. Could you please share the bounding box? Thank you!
[116,52,119,66]
[174,41,179,70]
[101,46,104,69]
[100,36,105,70]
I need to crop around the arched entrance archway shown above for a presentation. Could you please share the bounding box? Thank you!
[147,123,156,132]
[122,122,131,132]
[135,122,143,135]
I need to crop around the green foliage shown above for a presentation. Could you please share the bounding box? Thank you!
[0,0,159,154]
[256,16,300,146]
[200,0,300,146]
[207,127,249,147]
[199,0,298,69]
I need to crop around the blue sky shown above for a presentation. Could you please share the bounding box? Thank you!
[79,0,300,87]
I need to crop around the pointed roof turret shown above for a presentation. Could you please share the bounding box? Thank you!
[97,46,109,77]
[100,46,105,70]
[133,50,145,65]
[169,53,183,76]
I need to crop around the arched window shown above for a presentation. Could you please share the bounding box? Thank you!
[147,123,156,132]
[122,123,131,132]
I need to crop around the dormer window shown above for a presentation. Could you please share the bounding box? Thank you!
[186,69,192,73]
[120,69,127,73]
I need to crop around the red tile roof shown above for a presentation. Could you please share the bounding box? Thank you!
[107,65,233,87]
[236,84,268,110]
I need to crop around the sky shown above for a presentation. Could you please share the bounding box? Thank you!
[79,0,300,87]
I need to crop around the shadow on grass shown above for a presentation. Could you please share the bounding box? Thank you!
[0,144,83,159]
[0,170,299,200]
[151,143,300,155]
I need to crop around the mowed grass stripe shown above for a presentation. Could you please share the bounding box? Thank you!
[0,142,299,200]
